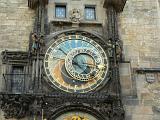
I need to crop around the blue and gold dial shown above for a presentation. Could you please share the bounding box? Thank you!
[44,35,108,93]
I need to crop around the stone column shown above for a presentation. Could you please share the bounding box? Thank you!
[103,1,127,120]
[28,0,47,93]
[104,0,127,96]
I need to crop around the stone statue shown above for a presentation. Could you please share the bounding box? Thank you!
[70,8,81,23]
[31,32,45,53]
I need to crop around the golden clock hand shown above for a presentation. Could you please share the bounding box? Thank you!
[72,63,95,69]
[53,56,65,60]
[82,63,106,69]
[82,63,96,67]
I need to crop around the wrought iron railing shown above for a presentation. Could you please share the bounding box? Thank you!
[2,74,32,94]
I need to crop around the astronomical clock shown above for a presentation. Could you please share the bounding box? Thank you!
[40,28,125,120]
[44,35,109,93]
[41,32,113,120]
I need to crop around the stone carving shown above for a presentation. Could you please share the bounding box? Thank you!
[69,8,81,23]
[0,95,33,119]
[146,73,156,83]
[42,93,124,120]
[115,39,123,61]
[31,32,45,53]
[0,93,125,119]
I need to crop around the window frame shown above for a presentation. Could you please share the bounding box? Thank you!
[84,5,97,21]
[11,66,25,93]
[55,3,67,19]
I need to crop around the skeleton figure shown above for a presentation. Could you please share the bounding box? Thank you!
[31,33,39,52]
[31,33,45,53]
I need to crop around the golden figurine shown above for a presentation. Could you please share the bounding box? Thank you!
[64,115,89,120]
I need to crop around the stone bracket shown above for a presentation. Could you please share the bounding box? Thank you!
[28,0,48,9]
[104,0,127,12]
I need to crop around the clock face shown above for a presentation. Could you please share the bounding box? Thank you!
[44,35,109,93]
[55,111,98,120]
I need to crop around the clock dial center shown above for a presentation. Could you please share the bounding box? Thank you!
[65,48,100,81]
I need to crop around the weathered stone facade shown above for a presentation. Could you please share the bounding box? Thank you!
[0,0,35,119]
[119,0,160,120]
[0,0,160,120]
[0,0,35,52]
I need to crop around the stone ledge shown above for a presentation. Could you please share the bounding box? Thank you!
[50,20,102,27]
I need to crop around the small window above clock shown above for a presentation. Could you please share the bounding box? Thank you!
[55,4,66,19]
[85,5,96,20]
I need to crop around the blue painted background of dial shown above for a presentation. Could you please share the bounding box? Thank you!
[53,39,99,62]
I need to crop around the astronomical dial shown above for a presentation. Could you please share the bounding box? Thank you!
[55,111,98,120]
[44,35,109,93]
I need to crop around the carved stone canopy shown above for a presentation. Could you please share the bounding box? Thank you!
[103,0,127,12]
[28,0,48,9]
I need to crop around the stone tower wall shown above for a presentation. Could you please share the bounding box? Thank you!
[0,0,35,52]
[0,0,35,119]
[120,0,160,68]
[119,0,160,120]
